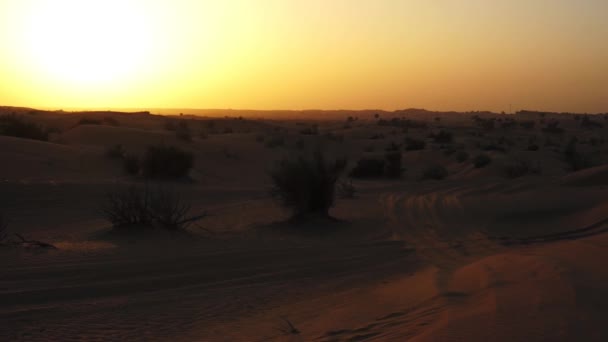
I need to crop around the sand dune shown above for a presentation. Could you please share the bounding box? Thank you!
[1,108,608,340]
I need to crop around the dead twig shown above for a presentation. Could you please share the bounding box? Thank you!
[277,316,300,335]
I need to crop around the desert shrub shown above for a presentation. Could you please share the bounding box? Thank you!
[456,151,469,163]
[103,117,120,126]
[141,145,194,179]
[422,164,448,180]
[350,158,385,178]
[223,127,234,134]
[0,114,48,141]
[384,152,403,178]
[404,137,426,151]
[294,139,305,150]
[369,134,385,140]
[105,144,126,159]
[102,185,151,227]
[123,154,140,176]
[473,153,492,168]
[102,185,199,230]
[563,138,593,171]
[504,158,541,178]
[581,116,603,129]
[199,131,208,139]
[78,118,102,125]
[430,130,453,144]
[527,144,540,151]
[269,150,347,217]
[337,180,356,199]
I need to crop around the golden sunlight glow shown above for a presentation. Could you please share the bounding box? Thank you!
[1,1,607,112]
[21,0,153,86]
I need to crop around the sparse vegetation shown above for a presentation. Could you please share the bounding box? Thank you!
[430,130,453,144]
[142,145,194,179]
[77,118,102,125]
[102,185,203,230]
[384,152,403,178]
[269,150,347,218]
[0,114,49,141]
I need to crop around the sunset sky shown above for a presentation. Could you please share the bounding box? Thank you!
[1,0,607,113]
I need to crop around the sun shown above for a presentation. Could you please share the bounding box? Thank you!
[19,0,155,87]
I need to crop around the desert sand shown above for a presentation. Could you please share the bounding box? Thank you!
[1,107,608,341]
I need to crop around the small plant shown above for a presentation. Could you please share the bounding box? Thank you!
[105,144,126,159]
[102,185,203,230]
[337,180,356,199]
[473,153,492,168]
[269,150,347,218]
[142,145,194,179]
[422,164,448,180]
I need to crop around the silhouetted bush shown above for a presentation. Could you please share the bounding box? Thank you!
[269,150,347,218]
[473,154,492,168]
[102,185,201,230]
[0,114,48,141]
[527,144,540,151]
[385,141,401,152]
[422,164,448,180]
[456,151,469,163]
[142,145,194,179]
[404,137,426,151]
[105,144,126,159]
[350,158,385,178]
[123,154,140,176]
[504,158,541,178]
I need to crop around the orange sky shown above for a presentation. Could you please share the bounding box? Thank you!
[1,0,607,113]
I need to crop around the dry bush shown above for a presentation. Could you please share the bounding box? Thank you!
[564,138,594,171]
[270,150,347,218]
[430,130,453,144]
[0,114,48,141]
[384,152,403,178]
[456,151,469,163]
[102,185,201,230]
[404,137,426,151]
